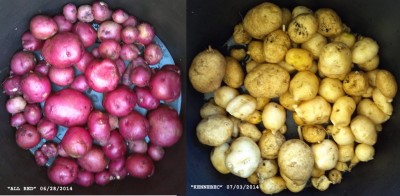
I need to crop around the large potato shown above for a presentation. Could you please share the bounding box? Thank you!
[244,63,290,98]
[189,47,226,93]
[289,71,319,101]
[196,114,233,146]
[315,8,343,37]
[318,42,352,80]
[243,2,282,39]
[350,115,377,145]
[288,13,318,43]
[263,29,291,63]
[223,57,244,88]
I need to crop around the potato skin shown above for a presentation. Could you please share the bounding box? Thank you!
[210,143,230,174]
[199,99,226,118]
[318,42,352,80]
[263,29,291,63]
[243,2,282,39]
[244,63,290,98]
[189,47,226,93]
[196,114,233,146]
[301,33,327,59]
[262,102,286,133]
[223,57,244,88]
[315,8,343,37]
[233,23,252,44]
[247,41,265,63]
[285,48,314,71]
[288,13,318,43]
[319,78,345,103]
[330,96,356,127]
[376,69,398,99]
[258,130,285,159]
[294,96,332,125]
[343,71,369,96]
[289,71,319,101]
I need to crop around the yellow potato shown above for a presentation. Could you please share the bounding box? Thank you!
[352,37,379,64]
[358,55,379,71]
[278,61,296,73]
[256,97,270,110]
[357,99,389,124]
[230,48,247,61]
[281,7,292,27]
[232,23,252,44]
[332,32,356,48]
[288,13,318,43]
[330,126,355,146]
[258,130,286,159]
[343,71,369,96]
[338,144,355,162]
[213,86,239,109]
[279,91,300,111]
[244,110,262,124]
[293,96,332,125]
[350,115,377,145]
[247,172,259,185]
[301,33,328,59]
[263,29,291,63]
[318,42,352,80]
[289,71,320,101]
[196,114,233,146]
[256,159,278,181]
[318,78,345,103]
[238,122,262,142]
[199,99,226,118]
[210,143,230,174]
[315,8,343,37]
[223,57,244,88]
[226,94,257,120]
[245,60,258,73]
[285,48,314,71]
[260,176,286,195]
[301,125,326,143]
[312,139,339,171]
[312,175,332,191]
[372,88,393,115]
[247,40,265,63]
[330,96,356,127]
[243,2,282,39]
[262,102,286,133]
[376,69,398,99]
[292,6,313,18]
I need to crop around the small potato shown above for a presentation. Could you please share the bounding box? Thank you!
[245,60,258,73]
[244,110,262,125]
[225,136,262,178]
[256,159,278,181]
[200,99,226,118]
[189,47,226,93]
[357,99,389,124]
[263,29,291,63]
[309,61,318,73]
[301,33,328,59]
[288,14,318,43]
[196,114,233,146]
[343,71,369,96]
[349,155,360,170]
[319,78,345,103]
[229,115,241,138]
[282,174,307,193]
[278,124,288,135]
[258,130,286,159]
[293,96,332,125]
[247,172,259,185]
[315,8,343,37]
[312,167,325,178]
[372,88,393,115]
[312,175,332,191]
[318,42,352,80]
[223,57,245,88]
[238,122,262,142]
[358,55,379,71]
[338,144,355,162]
[213,86,239,109]
[330,96,356,127]
[256,97,270,110]
[210,143,230,174]
[352,37,379,64]
[278,61,296,73]
[328,169,342,184]
[243,2,282,39]
[331,126,355,146]
[301,125,326,143]
[279,91,300,111]
[289,71,319,101]
[332,32,356,48]
[362,86,374,98]
[260,176,286,194]
[281,8,292,27]
[226,94,257,120]
[376,69,398,99]
[285,48,314,71]
[230,48,247,61]
[262,102,286,133]
[312,139,339,170]
[247,41,265,63]
[292,6,313,18]
[232,23,252,44]
[366,69,379,87]
[335,162,349,172]
[355,143,375,162]
[350,115,377,145]
[244,63,290,98]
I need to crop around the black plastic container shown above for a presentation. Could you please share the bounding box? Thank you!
[0,0,185,194]
[187,0,400,195]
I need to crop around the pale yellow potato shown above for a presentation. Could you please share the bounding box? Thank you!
[352,96,362,104]
[210,143,230,174]
[330,96,356,127]
[230,48,247,61]
[372,88,393,115]
[309,61,318,73]
[256,97,270,110]
[229,115,241,138]
[258,130,286,159]
[319,78,345,103]
[238,122,262,142]
[233,23,252,44]
[247,172,259,185]
[243,2,282,39]
[196,114,233,146]
[262,102,286,133]
[213,86,239,109]
[226,94,257,120]
[246,60,259,73]
[355,143,375,162]
[263,29,291,63]
[244,63,290,98]
[282,174,307,192]
[278,124,288,135]
[349,155,360,170]
[358,55,379,71]
[281,8,292,27]
[288,14,318,43]
[279,91,299,111]
[312,139,339,170]
[362,86,374,98]
[331,126,355,146]
[278,61,296,73]
[332,32,356,48]
[223,57,245,88]
[292,6,313,18]
[357,99,390,124]
[343,71,369,96]
[312,175,332,191]
[260,176,286,195]
[338,144,355,162]
[244,110,262,124]
[285,48,314,71]
[289,71,319,101]
[350,115,377,145]
[294,96,331,125]
[189,47,226,93]
[301,125,326,143]
[315,8,343,37]
[318,42,352,80]
[256,159,278,181]
[312,167,325,178]
[328,169,342,185]
[247,40,265,63]
[199,99,226,118]
[376,69,398,99]
[335,162,349,172]
[352,37,379,64]
[366,69,379,87]
[301,33,328,59]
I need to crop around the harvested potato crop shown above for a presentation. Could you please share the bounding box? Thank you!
[358,55,379,71]
[312,167,325,178]
[281,174,307,193]
[292,6,313,18]
[262,102,286,133]
[350,115,377,145]
[256,97,270,110]
[230,48,247,61]
[247,172,259,185]
[366,69,379,87]
[213,86,239,109]
[225,136,262,178]
[189,47,226,93]
[258,130,286,159]
[279,91,299,111]
[223,57,245,88]
[196,114,233,146]
[263,29,291,63]
[357,99,389,124]
[319,78,345,103]
[259,176,286,195]
[243,2,282,39]
[232,23,252,45]
[285,48,314,71]
[328,169,342,184]
[293,96,332,125]
[301,125,326,143]
[312,139,339,170]
[301,33,328,59]
[256,159,278,181]
[330,126,355,146]
[289,71,319,101]
[352,37,379,64]
[332,32,356,48]
[281,8,292,27]
[229,116,241,138]
[288,13,318,43]
[318,42,352,80]
[238,122,262,141]
[210,143,230,174]
[338,144,355,162]
[226,94,257,120]
[330,96,356,127]
[355,143,375,162]
[335,162,349,172]
[199,99,226,118]
[245,60,258,73]
[372,88,393,115]
[315,8,343,37]
[278,61,296,73]
[376,69,398,99]
[312,175,332,191]
[244,63,290,98]
[247,40,265,63]
[343,71,369,96]
[244,110,262,124]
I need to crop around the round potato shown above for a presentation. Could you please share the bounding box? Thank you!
[289,71,320,101]
[244,63,290,98]
[223,57,244,88]
[292,6,313,18]
[358,55,379,71]
[246,60,259,73]
[210,143,230,174]
[232,23,252,44]
[319,78,345,103]
[196,114,233,146]
[315,8,343,37]
[318,42,352,80]
[238,122,262,142]
[301,125,326,143]
[279,91,299,111]
[350,115,377,145]
[258,130,286,159]
[372,88,393,115]
[332,32,356,48]
[357,98,389,124]
[343,71,369,96]
[213,86,239,109]
[288,13,318,43]
[352,37,379,64]
[260,176,286,195]
[247,40,265,63]
[355,143,375,162]
[262,102,286,133]
[293,96,332,125]
[285,48,314,71]
[331,126,355,146]
[338,144,355,162]
[256,159,278,181]
[376,69,398,99]
[312,139,339,171]
[243,2,282,39]
[199,99,226,118]
[230,48,247,61]
[226,94,257,120]
[263,29,291,63]
[301,33,328,59]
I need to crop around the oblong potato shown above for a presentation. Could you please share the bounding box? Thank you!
[262,102,286,133]
[376,69,398,99]
[243,2,282,39]
[213,86,239,109]
[226,94,257,120]
[294,96,332,125]
[238,122,262,142]
[223,57,245,88]
[289,71,319,101]
[357,99,389,124]
[196,114,233,146]
[330,96,356,127]
[350,115,377,145]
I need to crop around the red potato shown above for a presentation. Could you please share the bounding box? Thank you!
[6,96,27,114]
[77,5,94,23]
[102,85,137,117]
[15,124,41,150]
[148,106,182,147]
[88,110,111,146]
[160,64,181,74]
[10,112,26,127]
[95,171,113,186]
[74,51,94,73]
[48,66,75,86]
[10,51,36,75]
[112,9,129,24]
[20,72,51,103]
[99,39,121,60]
[34,61,50,75]
[119,111,149,141]
[120,44,140,61]
[30,15,58,40]
[92,1,112,22]
[126,154,155,179]
[73,22,97,48]
[75,170,95,187]
[40,143,58,158]
[37,118,57,140]
[70,74,89,92]
[144,43,163,65]
[148,144,165,161]
[47,157,78,185]
[102,130,127,160]
[63,3,77,23]
[135,87,160,110]
[57,144,69,157]
[149,68,181,103]
[53,15,73,32]
[91,47,101,58]
[85,58,120,92]
[130,65,152,87]
[121,26,139,44]
[122,57,147,86]
[136,22,155,45]
[61,127,92,158]
[3,75,22,96]
[21,31,44,51]
[109,159,128,180]
[115,58,126,76]
[109,115,119,130]
[128,139,148,154]
[34,150,48,166]
[44,88,92,127]
[41,32,84,69]
[123,15,138,27]
[98,21,122,42]
[77,146,108,173]
[23,103,42,125]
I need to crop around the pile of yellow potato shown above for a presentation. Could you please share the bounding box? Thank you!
[189,2,397,194]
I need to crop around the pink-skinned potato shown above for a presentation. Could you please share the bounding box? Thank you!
[102,85,137,117]
[148,106,182,147]
[47,157,78,185]
[61,127,92,158]
[85,58,120,93]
